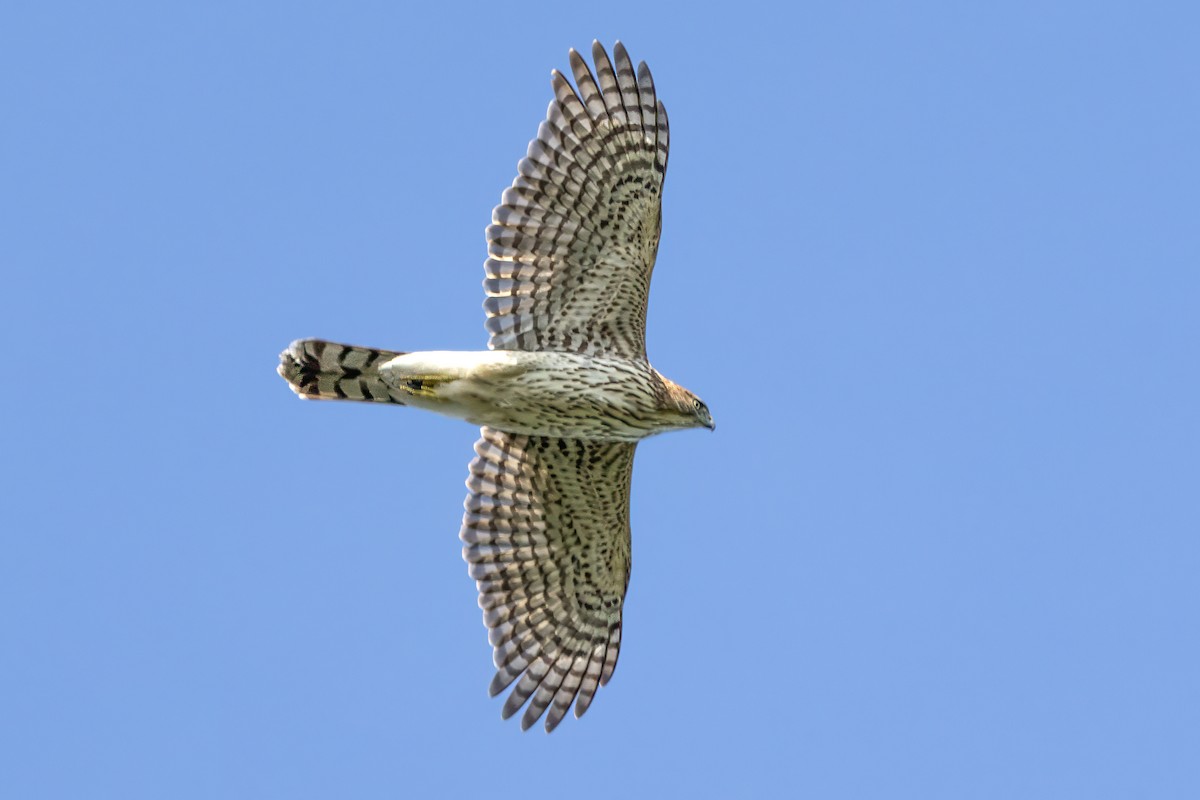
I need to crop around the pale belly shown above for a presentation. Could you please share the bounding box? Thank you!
[376,350,664,442]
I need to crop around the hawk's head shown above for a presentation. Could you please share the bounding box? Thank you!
[659,377,715,432]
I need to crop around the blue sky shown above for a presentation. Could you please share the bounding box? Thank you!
[3,1,1198,797]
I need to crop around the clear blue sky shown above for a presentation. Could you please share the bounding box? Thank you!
[3,2,1197,797]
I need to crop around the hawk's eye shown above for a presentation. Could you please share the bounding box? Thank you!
[693,399,704,412]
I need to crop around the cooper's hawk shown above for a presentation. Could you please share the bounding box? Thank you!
[278,41,713,732]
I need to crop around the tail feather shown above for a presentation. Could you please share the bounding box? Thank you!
[278,339,408,404]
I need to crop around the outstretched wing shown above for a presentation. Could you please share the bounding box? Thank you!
[484,41,669,360]
[461,427,634,731]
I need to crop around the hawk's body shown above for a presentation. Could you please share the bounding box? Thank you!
[280,342,698,443]
[278,42,712,732]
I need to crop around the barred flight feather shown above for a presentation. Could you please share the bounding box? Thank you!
[484,41,669,360]
[461,426,632,731]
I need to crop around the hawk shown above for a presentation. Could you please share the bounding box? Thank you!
[278,41,713,732]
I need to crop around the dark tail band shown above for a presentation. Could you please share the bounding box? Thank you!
[278,339,408,404]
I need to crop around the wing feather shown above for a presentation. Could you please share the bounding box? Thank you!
[461,427,635,731]
[484,41,669,358]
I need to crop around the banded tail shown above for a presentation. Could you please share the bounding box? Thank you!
[278,339,408,404]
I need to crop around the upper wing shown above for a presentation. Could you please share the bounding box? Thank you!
[461,427,635,731]
[484,41,669,360]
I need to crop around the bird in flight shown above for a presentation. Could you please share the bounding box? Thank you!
[278,41,713,732]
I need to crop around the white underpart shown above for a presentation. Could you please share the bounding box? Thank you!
[381,350,523,379]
